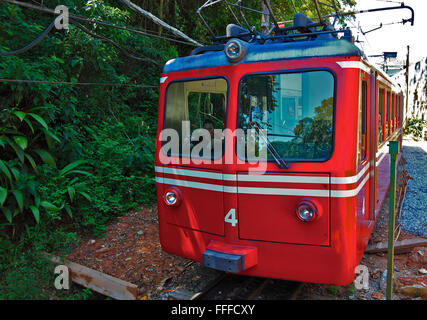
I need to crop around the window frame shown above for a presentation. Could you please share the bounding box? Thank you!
[235,68,337,164]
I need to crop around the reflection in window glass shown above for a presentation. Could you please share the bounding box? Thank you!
[163,78,227,159]
[238,71,335,160]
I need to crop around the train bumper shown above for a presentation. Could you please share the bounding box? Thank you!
[202,241,258,273]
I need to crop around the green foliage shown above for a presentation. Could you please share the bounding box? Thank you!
[0,0,165,299]
[404,118,426,139]
[0,105,93,225]
[0,0,162,229]
[0,220,80,299]
[1,106,65,224]
[327,285,339,296]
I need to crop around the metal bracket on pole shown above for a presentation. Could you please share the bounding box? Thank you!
[387,141,399,300]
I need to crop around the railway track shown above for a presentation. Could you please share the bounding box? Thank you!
[192,273,304,300]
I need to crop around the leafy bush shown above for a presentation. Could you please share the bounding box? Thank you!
[404,118,426,139]
[0,106,90,224]
[0,0,164,299]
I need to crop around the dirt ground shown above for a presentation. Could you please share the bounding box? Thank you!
[66,162,426,300]
[66,206,222,300]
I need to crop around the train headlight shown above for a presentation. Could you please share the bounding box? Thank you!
[225,39,248,63]
[164,188,182,207]
[296,200,318,222]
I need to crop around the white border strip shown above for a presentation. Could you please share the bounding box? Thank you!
[155,164,369,185]
[155,174,370,198]
[156,177,237,193]
[336,61,371,74]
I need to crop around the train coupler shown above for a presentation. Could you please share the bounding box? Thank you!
[202,241,258,273]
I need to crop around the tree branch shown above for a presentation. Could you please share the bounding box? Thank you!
[118,0,203,47]
[70,19,160,66]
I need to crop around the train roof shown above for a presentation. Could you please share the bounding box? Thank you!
[163,37,364,73]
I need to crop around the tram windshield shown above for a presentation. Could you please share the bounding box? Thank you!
[163,78,227,159]
[237,70,335,161]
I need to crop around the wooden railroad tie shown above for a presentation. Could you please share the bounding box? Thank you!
[365,238,427,254]
[44,252,139,300]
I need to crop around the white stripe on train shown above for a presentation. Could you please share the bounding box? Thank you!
[155,174,370,198]
[155,163,370,185]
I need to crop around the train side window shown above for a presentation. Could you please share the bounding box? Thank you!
[395,94,398,129]
[397,96,400,127]
[385,91,390,137]
[378,88,385,144]
[361,81,368,160]
[393,93,397,131]
[398,95,401,126]
[391,93,394,132]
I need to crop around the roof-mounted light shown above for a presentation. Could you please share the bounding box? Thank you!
[224,39,248,63]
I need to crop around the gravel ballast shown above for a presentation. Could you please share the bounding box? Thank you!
[398,137,427,237]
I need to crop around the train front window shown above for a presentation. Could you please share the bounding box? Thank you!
[163,78,227,159]
[237,70,335,161]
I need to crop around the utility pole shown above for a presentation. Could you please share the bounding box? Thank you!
[386,141,399,300]
[405,45,410,128]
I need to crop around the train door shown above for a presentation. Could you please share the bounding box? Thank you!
[357,70,377,222]
[356,71,369,223]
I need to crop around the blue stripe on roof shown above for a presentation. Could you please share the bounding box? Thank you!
[163,39,363,73]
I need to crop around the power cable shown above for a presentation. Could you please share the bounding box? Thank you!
[0,17,161,65]
[0,0,199,46]
[0,78,159,88]
[69,19,160,65]
[0,19,56,56]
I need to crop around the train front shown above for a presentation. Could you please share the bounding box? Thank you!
[155,24,366,285]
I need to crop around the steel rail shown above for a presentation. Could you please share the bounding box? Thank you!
[193,273,304,300]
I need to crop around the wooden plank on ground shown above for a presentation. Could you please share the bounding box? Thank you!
[365,238,427,254]
[44,253,138,300]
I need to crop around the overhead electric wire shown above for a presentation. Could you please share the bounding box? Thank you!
[69,19,160,65]
[347,19,372,53]
[0,78,159,88]
[359,20,409,28]
[0,6,162,63]
[0,0,199,47]
[375,0,402,4]
[0,19,56,56]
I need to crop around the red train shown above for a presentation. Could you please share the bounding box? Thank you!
[155,11,404,285]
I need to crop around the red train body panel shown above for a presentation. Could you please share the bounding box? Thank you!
[154,31,403,285]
